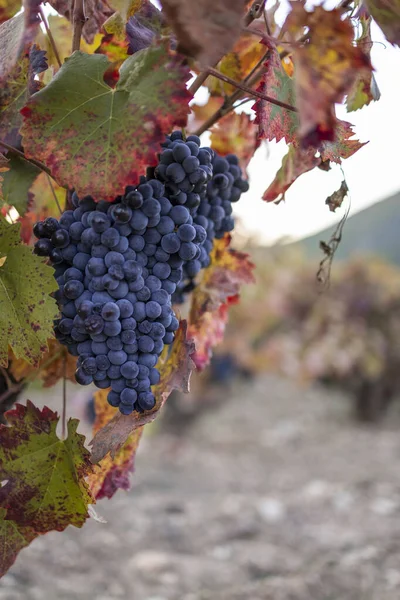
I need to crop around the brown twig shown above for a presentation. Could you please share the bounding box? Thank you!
[72,0,86,53]
[0,140,52,177]
[206,67,297,112]
[39,6,62,68]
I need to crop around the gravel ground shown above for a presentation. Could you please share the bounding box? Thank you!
[3,375,400,600]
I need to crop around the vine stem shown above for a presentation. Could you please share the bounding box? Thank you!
[206,66,297,112]
[39,6,62,68]
[0,141,52,176]
[61,355,67,439]
[72,0,86,53]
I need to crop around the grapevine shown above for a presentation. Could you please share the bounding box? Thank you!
[0,0,392,578]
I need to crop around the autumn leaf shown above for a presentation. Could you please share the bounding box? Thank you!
[262,144,320,203]
[36,15,103,72]
[0,55,29,148]
[187,98,224,134]
[9,339,77,388]
[253,41,299,144]
[285,5,371,146]
[210,112,259,176]
[0,5,40,82]
[346,17,381,111]
[87,390,143,499]
[365,0,400,45]
[319,120,367,163]
[263,120,365,203]
[0,153,40,215]
[0,0,21,24]
[90,321,195,463]
[161,0,245,67]
[0,508,36,578]
[188,236,255,370]
[21,45,192,200]
[325,180,349,213]
[0,216,58,367]
[0,401,94,532]
[46,0,113,44]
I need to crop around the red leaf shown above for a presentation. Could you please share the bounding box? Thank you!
[263,144,320,203]
[285,5,371,146]
[0,508,36,578]
[319,120,367,164]
[87,391,143,500]
[20,45,192,200]
[188,236,255,370]
[90,321,195,463]
[161,0,245,66]
[253,41,299,145]
[46,0,113,44]
[210,112,259,176]
[0,401,94,533]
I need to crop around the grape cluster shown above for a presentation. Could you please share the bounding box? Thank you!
[34,177,208,414]
[170,150,249,302]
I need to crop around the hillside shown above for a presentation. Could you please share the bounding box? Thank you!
[296,191,400,265]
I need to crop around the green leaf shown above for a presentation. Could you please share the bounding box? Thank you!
[21,44,192,200]
[0,401,94,533]
[0,50,28,152]
[0,153,41,215]
[0,508,36,578]
[253,43,299,144]
[346,17,381,112]
[0,216,58,367]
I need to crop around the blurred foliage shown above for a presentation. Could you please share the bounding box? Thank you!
[216,247,400,421]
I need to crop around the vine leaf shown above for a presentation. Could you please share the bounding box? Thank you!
[0,153,40,215]
[188,98,224,133]
[0,216,58,367]
[207,32,266,96]
[326,180,349,213]
[253,42,299,144]
[35,15,103,72]
[346,17,381,112]
[18,173,66,245]
[9,339,78,388]
[263,120,365,203]
[0,401,94,533]
[0,14,25,81]
[285,5,371,146]
[161,0,245,66]
[263,145,321,204]
[365,0,400,45]
[87,390,143,499]
[0,0,21,24]
[0,6,40,82]
[46,0,113,44]
[21,45,192,200]
[319,120,367,163]
[210,112,259,176]
[0,508,36,578]
[90,321,195,463]
[188,235,255,370]
[0,55,29,148]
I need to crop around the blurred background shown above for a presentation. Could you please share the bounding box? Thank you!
[4,9,400,600]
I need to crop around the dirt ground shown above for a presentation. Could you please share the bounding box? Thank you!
[3,374,400,600]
